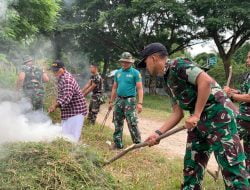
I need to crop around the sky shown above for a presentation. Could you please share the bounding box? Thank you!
[187,40,217,57]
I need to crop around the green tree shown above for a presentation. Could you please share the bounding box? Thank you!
[81,0,197,56]
[0,0,61,64]
[194,52,216,66]
[186,0,250,78]
[73,0,198,93]
[233,43,250,65]
[4,0,61,41]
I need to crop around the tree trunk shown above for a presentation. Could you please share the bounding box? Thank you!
[50,31,63,60]
[102,56,109,92]
[222,57,231,79]
[149,75,157,95]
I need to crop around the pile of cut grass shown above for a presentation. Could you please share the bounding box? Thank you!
[0,139,117,190]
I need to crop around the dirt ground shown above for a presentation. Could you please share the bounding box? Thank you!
[96,105,219,172]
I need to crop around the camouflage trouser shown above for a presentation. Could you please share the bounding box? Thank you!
[237,118,250,174]
[182,105,249,190]
[87,94,102,125]
[24,89,44,111]
[113,97,141,148]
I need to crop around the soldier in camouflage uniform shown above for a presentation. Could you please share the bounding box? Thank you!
[139,43,249,189]
[224,51,250,175]
[16,56,49,110]
[109,52,144,149]
[82,64,104,125]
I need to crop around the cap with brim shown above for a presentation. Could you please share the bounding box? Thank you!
[119,58,135,63]
[138,43,168,68]
[50,60,64,72]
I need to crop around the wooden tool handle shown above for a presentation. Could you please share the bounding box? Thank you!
[103,126,185,166]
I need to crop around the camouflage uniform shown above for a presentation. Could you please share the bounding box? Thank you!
[112,52,142,148]
[113,96,141,148]
[21,65,45,110]
[164,58,249,189]
[236,73,250,174]
[87,73,104,124]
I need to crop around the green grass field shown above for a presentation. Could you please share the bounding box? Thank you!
[83,124,225,190]
[143,94,172,112]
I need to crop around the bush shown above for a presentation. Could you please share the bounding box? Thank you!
[0,54,17,89]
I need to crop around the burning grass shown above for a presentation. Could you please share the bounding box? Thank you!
[0,139,117,190]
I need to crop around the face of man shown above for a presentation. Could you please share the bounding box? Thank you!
[145,54,167,76]
[246,51,250,67]
[53,68,64,78]
[90,65,97,74]
[25,60,33,66]
[121,61,132,70]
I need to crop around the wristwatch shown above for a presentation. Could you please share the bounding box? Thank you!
[155,130,163,136]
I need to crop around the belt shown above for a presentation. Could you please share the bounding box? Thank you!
[93,92,102,95]
[118,96,135,99]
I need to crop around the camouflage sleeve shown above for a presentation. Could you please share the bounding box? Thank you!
[20,65,27,73]
[92,75,101,85]
[174,59,203,85]
[134,70,142,83]
[248,76,250,94]
[164,84,177,106]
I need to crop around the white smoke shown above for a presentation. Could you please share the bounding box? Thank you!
[0,89,65,144]
[0,0,8,20]
[64,0,75,7]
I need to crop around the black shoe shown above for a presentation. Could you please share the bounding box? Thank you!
[110,143,123,150]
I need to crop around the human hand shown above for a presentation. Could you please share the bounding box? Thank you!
[185,115,200,129]
[48,104,57,113]
[108,102,113,111]
[145,132,160,147]
[223,86,231,94]
[137,103,143,113]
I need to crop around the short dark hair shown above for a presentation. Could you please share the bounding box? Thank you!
[90,63,99,68]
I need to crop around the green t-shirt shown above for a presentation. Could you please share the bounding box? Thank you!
[114,67,142,97]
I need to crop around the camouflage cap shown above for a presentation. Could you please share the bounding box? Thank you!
[23,55,33,64]
[119,52,134,63]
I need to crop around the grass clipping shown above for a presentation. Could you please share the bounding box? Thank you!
[0,139,117,190]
